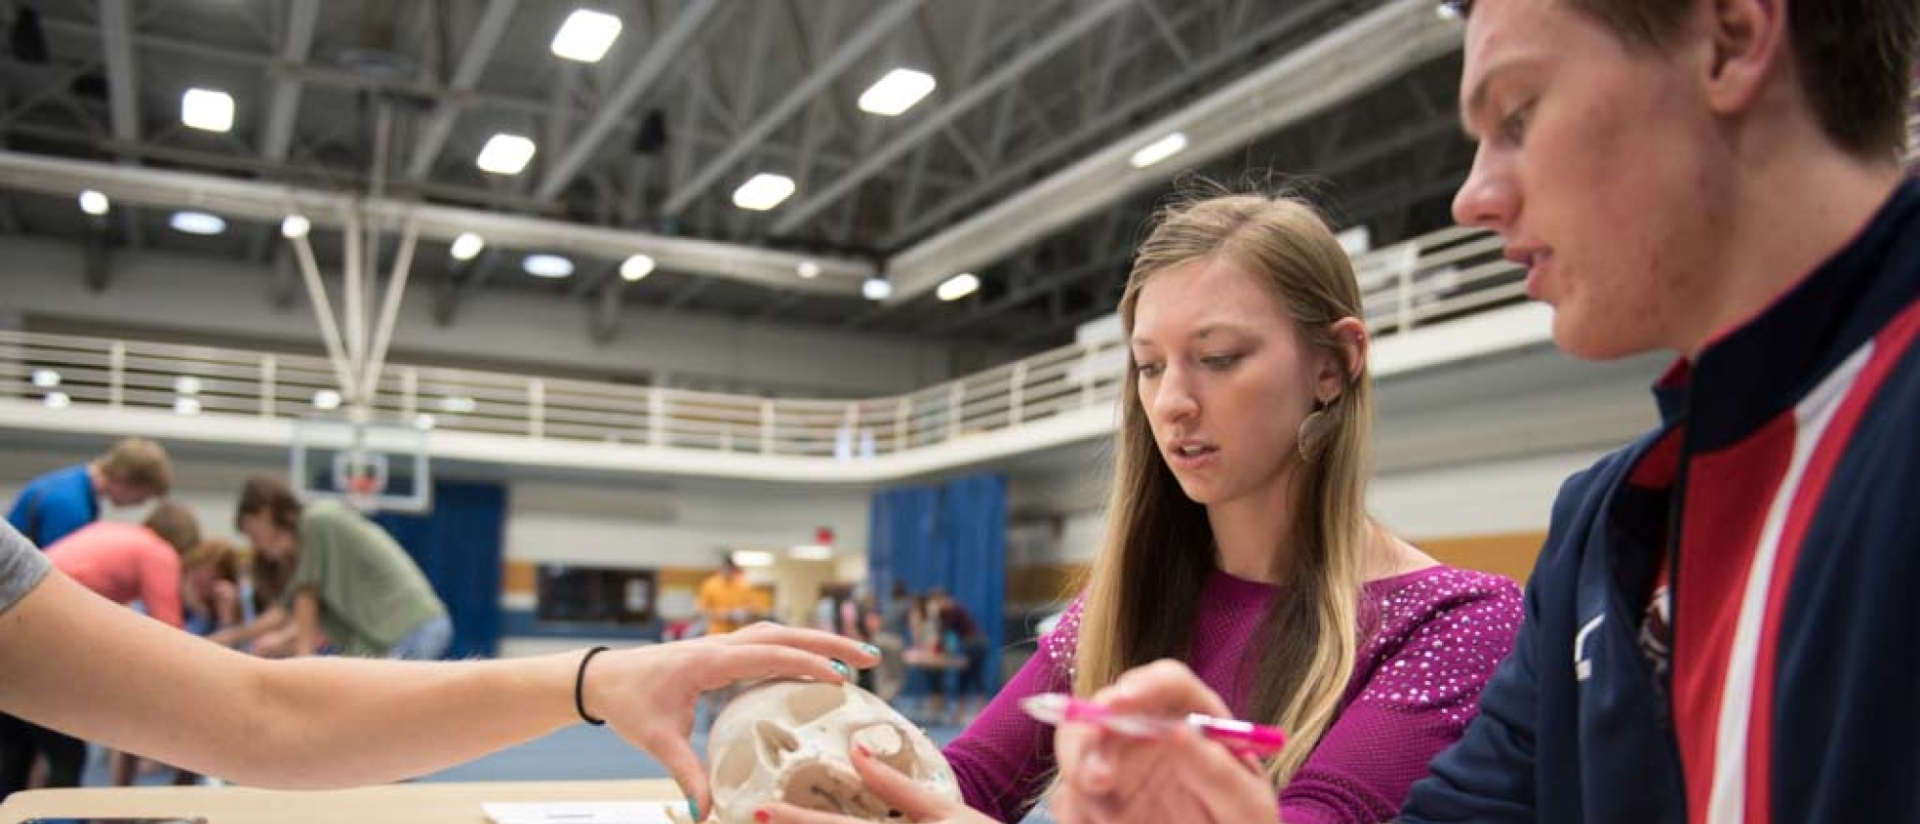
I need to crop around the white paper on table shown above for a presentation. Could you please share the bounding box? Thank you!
[481,800,679,824]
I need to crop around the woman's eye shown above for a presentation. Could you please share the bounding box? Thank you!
[1199,354,1241,370]
[1498,101,1534,145]
[1135,362,1163,379]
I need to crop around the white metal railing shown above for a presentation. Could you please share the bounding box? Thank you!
[0,224,1519,458]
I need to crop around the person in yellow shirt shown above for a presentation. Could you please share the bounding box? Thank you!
[695,557,761,635]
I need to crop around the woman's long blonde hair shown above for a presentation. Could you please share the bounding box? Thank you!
[1072,192,1374,781]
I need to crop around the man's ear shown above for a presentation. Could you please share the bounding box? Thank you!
[1318,317,1369,402]
[1702,0,1789,117]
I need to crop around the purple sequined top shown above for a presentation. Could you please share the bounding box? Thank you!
[942,565,1523,824]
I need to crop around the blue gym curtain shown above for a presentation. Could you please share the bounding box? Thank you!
[374,479,507,659]
[868,473,1007,690]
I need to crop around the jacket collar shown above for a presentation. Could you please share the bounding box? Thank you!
[1652,178,1920,451]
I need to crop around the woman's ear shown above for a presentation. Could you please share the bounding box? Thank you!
[1317,317,1369,402]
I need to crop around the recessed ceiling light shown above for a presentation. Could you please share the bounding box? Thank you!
[450,232,486,261]
[180,87,234,132]
[169,211,227,235]
[620,253,656,282]
[858,68,937,116]
[551,9,623,63]
[796,260,821,279]
[78,190,108,216]
[1129,131,1189,169]
[439,395,478,414]
[174,376,202,395]
[281,214,311,239]
[414,413,437,431]
[30,369,59,388]
[173,397,202,415]
[732,173,796,211]
[937,272,980,302]
[312,389,342,410]
[523,253,574,278]
[862,276,893,301]
[477,133,537,175]
[43,391,70,409]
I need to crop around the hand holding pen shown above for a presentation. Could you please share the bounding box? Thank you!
[1020,693,1286,757]
[1044,660,1284,824]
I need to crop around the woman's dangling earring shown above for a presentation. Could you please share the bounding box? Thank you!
[1297,398,1331,462]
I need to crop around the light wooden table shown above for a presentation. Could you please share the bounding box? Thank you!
[0,779,682,824]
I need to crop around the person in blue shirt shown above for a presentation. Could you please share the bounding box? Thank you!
[5,438,172,548]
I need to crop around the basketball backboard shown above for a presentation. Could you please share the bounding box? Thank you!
[290,416,431,514]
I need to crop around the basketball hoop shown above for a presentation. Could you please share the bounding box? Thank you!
[345,471,383,512]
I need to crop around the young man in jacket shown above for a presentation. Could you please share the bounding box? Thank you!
[1403,0,1920,822]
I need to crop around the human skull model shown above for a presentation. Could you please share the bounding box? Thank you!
[699,679,961,823]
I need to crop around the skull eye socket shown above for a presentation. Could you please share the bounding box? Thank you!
[714,739,759,789]
[784,683,850,725]
[754,720,801,766]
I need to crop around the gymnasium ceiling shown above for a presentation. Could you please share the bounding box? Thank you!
[0,0,1476,351]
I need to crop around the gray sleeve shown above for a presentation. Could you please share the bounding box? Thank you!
[0,520,51,616]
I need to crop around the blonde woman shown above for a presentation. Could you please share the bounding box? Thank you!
[763,193,1522,824]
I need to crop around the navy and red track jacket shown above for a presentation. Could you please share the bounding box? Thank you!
[1400,179,1920,824]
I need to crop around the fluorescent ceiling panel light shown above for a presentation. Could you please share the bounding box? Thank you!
[862,276,893,301]
[174,376,202,395]
[173,397,201,415]
[796,260,821,279]
[523,253,574,278]
[281,214,311,239]
[169,211,226,235]
[1128,131,1189,169]
[477,133,537,175]
[732,173,796,211]
[731,549,776,568]
[78,189,108,216]
[414,413,437,431]
[858,68,937,116]
[450,232,485,261]
[181,87,234,132]
[620,253,656,282]
[30,369,59,388]
[43,391,69,409]
[312,389,342,410]
[439,395,478,414]
[1335,225,1371,256]
[936,272,980,302]
[551,9,623,63]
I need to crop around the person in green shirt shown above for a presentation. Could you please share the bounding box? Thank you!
[218,476,451,659]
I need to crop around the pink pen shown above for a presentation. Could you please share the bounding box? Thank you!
[1018,693,1286,758]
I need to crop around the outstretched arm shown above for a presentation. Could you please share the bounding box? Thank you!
[0,570,874,816]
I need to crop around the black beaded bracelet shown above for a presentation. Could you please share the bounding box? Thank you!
[575,645,610,726]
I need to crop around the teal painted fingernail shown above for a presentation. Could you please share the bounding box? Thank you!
[830,659,853,679]
[686,798,700,821]
[860,643,881,657]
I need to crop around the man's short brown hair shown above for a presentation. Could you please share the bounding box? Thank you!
[98,437,172,497]
[1443,0,1920,161]
[142,500,200,555]
[235,475,303,532]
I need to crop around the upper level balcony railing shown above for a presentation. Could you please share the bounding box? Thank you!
[0,222,1522,461]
